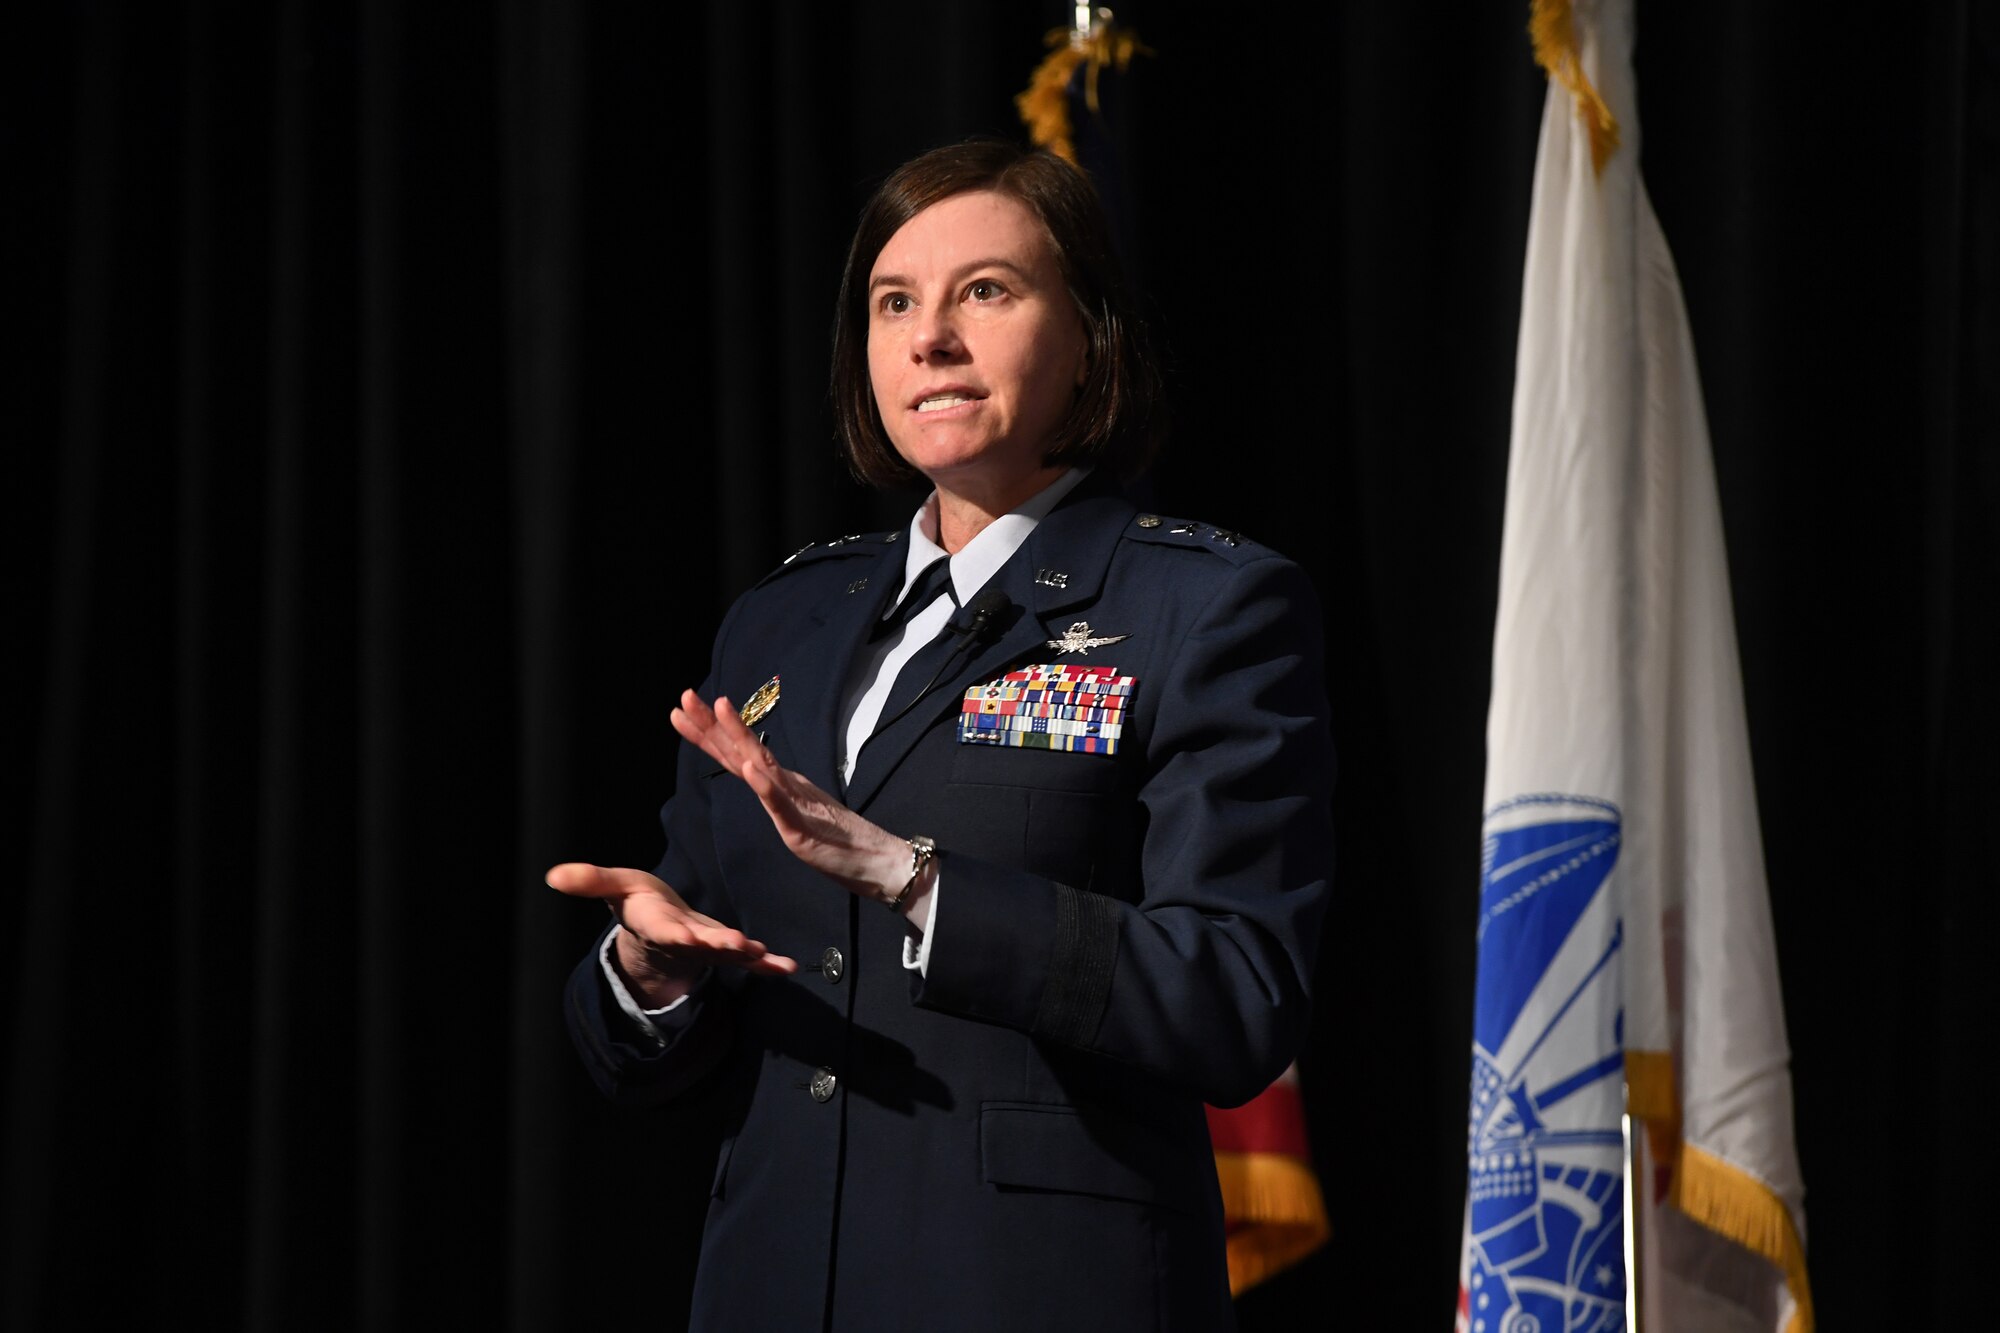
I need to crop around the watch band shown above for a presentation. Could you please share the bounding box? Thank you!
[886,835,936,911]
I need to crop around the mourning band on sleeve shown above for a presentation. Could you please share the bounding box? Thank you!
[1032,883,1121,1047]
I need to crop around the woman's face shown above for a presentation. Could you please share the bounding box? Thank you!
[866,190,1088,489]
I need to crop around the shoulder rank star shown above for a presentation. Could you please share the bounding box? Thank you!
[1047,622,1130,655]
[738,675,781,726]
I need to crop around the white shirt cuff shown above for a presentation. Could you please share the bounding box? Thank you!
[599,926,702,1046]
[900,866,941,975]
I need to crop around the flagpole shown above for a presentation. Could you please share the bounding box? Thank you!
[1622,1110,1641,1332]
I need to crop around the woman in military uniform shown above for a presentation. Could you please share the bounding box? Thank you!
[551,140,1333,1332]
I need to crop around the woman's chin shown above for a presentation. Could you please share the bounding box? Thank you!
[893,437,1049,489]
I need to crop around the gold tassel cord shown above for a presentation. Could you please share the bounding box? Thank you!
[1528,0,1620,174]
[1016,25,1152,165]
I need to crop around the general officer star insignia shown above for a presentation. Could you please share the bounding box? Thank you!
[1047,622,1130,655]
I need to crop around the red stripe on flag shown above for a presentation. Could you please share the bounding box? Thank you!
[1205,1079,1311,1158]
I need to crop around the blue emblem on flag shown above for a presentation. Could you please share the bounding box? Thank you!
[1465,794,1627,1333]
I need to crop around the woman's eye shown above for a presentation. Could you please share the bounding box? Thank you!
[880,293,912,316]
[967,280,1005,302]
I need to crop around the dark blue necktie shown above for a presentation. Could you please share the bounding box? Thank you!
[871,557,966,736]
[873,556,956,640]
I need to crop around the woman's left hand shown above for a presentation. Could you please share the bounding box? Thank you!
[672,688,914,907]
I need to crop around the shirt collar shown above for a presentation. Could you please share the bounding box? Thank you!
[893,467,1090,614]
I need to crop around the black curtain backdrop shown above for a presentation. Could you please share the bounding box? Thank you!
[9,1,1994,1328]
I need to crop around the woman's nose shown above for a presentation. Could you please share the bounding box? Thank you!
[911,307,964,361]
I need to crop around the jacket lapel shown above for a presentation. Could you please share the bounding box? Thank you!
[766,540,905,797]
[845,485,1134,814]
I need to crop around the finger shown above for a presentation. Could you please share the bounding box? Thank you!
[710,694,782,774]
[614,892,727,942]
[732,746,787,803]
[704,694,769,774]
[672,707,742,779]
[693,927,800,974]
[675,687,715,737]
[632,919,799,975]
[545,862,669,899]
[616,920,799,980]
[674,691,827,841]
[668,691,712,747]
[669,704,720,768]
[678,687,785,783]
[698,716,790,823]
[742,952,801,975]
[673,693,752,777]
[617,893,762,951]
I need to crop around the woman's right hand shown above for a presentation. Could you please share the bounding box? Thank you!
[546,863,799,1007]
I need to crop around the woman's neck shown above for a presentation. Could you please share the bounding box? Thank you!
[931,464,1068,554]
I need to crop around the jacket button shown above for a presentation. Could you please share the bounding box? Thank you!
[819,946,844,984]
[809,1067,838,1103]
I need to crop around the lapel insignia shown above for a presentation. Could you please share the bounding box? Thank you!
[738,675,781,726]
[1034,568,1070,589]
[1047,621,1129,655]
[846,578,869,594]
[959,664,1135,756]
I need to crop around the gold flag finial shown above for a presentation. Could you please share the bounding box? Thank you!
[1016,8,1151,165]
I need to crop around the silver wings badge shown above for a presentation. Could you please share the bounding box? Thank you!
[1046,621,1130,655]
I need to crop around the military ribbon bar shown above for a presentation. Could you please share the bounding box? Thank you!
[958,664,1135,755]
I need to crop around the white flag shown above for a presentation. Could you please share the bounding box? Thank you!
[1456,2,1811,1330]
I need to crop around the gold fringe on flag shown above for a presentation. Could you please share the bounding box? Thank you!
[1211,1150,1331,1295]
[1625,1050,1816,1332]
[1675,1144,1817,1333]
[1528,0,1621,174]
[1015,22,1151,165]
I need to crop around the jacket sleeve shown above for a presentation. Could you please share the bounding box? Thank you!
[907,555,1334,1108]
[563,596,752,1106]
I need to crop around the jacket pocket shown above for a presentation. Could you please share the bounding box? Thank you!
[978,1102,1198,1214]
[948,742,1130,794]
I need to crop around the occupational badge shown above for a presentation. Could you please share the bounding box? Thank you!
[1046,621,1129,655]
[958,664,1135,756]
[738,675,781,727]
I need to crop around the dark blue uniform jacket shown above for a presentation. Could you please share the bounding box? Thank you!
[567,479,1334,1332]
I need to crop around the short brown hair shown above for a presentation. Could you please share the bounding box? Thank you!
[831,140,1166,488]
